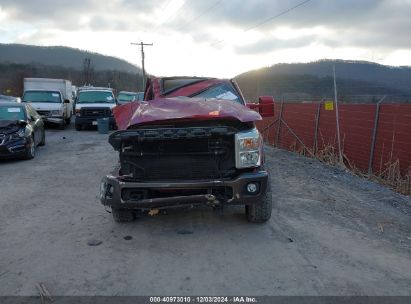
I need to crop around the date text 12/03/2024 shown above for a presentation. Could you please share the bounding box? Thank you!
[149,297,257,303]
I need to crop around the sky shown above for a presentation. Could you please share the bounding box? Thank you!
[0,0,410,78]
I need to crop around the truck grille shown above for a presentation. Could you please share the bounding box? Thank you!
[117,127,237,181]
[81,107,111,117]
[37,110,50,116]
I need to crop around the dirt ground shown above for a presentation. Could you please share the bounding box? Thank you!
[0,124,410,296]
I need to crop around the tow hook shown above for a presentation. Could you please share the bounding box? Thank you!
[205,194,219,206]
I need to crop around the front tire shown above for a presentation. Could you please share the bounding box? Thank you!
[75,124,82,131]
[246,178,272,223]
[112,208,135,223]
[38,130,46,146]
[24,136,36,160]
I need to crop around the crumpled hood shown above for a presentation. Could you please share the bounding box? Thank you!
[0,120,24,134]
[113,97,261,130]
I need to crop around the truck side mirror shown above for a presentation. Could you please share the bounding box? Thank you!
[258,96,275,117]
[246,102,260,111]
[64,99,70,104]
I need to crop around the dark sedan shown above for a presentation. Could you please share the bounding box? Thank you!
[0,102,45,160]
[0,94,20,103]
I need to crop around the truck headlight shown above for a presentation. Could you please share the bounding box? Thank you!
[75,109,81,116]
[51,110,61,116]
[235,128,262,168]
[100,182,107,199]
[100,181,113,199]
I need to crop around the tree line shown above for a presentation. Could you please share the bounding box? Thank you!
[0,62,144,97]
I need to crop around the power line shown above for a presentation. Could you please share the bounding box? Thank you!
[176,0,222,32]
[140,0,173,34]
[245,0,312,32]
[211,0,312,47]
[152,0,191,34]
[161,0,174,11]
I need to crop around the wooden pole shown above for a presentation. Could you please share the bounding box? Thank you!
[275,99,284,147]
[333,65,344,165]
[313,101,322,154]
[368,96,386,174]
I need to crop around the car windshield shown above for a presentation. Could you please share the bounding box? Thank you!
[192,83,243,104]
[23,91,61,103]
[0,95,18,102]
[78,91,115,104]
[0,106,25,120]
[118,93,136,102]
[136,92,144,101]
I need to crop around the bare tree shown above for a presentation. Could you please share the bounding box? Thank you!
[82,58,94,85]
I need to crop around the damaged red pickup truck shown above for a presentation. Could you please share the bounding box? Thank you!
[100,77,274,223]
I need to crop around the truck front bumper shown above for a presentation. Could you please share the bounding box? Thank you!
[75,116,116,127]
[100,171,269,209]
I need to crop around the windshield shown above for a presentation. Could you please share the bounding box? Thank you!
[0,106,25,120]
[0,95,18,102]
[118,93,136,102]
[192,83,243,104]
[23,91,61,103]
[136,92,144,101]
[77,91,115,104]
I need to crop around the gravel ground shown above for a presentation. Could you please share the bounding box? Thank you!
[0,123,410,296]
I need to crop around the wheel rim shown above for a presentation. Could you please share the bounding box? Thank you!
[30,140,35,156]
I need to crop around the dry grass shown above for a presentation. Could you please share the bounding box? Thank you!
[315,144,341,166]
[285,140,411,196]
[291,141,342,166]
[373,160,411,195]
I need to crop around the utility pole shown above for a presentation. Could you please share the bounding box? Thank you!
[131,42,153,90]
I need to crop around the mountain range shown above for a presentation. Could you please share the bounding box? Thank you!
[0,43,140,74]
[235,60,411,102]
[1,43,410,102]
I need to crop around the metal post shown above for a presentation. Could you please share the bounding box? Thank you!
[333,65,344,165]
[313,101,322,154]
[368,96,386,174]
[275,100,284,147]
[281,119,315,158]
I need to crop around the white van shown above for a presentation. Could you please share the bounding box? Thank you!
[74,87,117,131]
